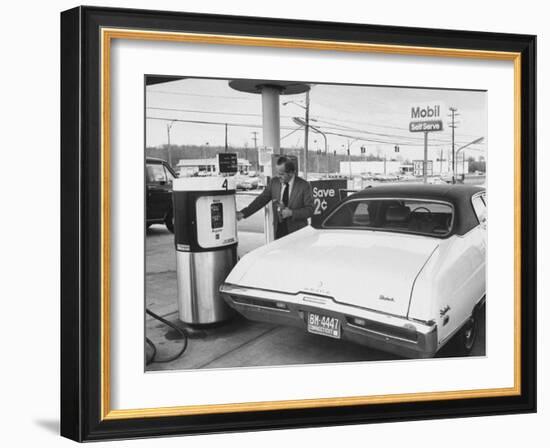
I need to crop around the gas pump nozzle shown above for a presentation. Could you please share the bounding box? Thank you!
[273,199,284,223]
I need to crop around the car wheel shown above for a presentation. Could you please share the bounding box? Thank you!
[455,313,478,356]
[165,209,174,233]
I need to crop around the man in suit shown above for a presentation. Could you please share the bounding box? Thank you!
[237,156,314,239]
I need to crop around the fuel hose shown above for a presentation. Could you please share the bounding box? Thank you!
[145,308,188,365]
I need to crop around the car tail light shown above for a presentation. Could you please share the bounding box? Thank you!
[231,295,288,311]
[347,316,418,342]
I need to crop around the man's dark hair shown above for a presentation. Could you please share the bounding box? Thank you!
[276,156,296,173]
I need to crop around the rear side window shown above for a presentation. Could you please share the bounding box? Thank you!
[472,195,487,224]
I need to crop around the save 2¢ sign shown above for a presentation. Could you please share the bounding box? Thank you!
[310,179,348,227]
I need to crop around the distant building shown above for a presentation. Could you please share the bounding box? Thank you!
[339,160,402,176]
[177,157,252,177]
[340,159,468,177]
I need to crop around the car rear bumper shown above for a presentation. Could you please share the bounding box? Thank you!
[220,283,438,359]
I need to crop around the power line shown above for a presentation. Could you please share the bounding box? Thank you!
[148,106,261,117]
[313,114,410,132]
[147,115,485,150]
[147,106,296,119]
[147,116,415,145]
[148,106,428,140]
[281,127,303,140]
[146,116,297,131]
[148,107,430,142]
[147,90,256,101]
[313,117,483,147]
[147,107,484,147]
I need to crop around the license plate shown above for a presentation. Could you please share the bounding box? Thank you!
[307,312,341,339]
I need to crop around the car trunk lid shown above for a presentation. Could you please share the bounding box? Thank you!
[234,228,439,317]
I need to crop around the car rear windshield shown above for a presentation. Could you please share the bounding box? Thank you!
[322,198,454,237]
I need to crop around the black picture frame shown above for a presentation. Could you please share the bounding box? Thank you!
[61,6,536,442]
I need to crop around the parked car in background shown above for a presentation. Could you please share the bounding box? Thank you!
[439,173,464,184]
[373,173,399,182]
[235,173,264,190]
[236,174,260,190]
[398,173,416,181]
[247,175,263,189]
[427,176,447,185]
[146,157,176,232]
[221,184,487,358]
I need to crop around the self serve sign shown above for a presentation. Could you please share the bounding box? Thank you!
[310,179,347,226]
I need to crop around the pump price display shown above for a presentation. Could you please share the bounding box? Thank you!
[307,312,341,339]
[217,153,238,174]
[210,202,224,229]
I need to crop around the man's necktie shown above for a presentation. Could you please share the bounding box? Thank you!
[282,182,289,208]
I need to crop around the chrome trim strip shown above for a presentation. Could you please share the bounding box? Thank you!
[406,244,440,318]
[347,323,419,345]
[302,296,329,305]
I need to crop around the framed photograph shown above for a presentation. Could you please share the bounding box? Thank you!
[60,6,536,441]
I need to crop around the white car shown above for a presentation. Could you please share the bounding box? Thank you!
[220,184,487,358]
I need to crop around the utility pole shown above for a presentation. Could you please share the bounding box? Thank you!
[325,144,330,177]
[347,142,352,179]
[202,142,209,166]
[314,140,319,174]
[166,121,175,168]
[293,116,327,177]
[423,132,428,183]
[345,139,360,180]
[456,137,484,180]
[224,123,228,153]
[303,90,310,180]
[449,107,459,184]
[251,131,259,171]
[440,148,443,175]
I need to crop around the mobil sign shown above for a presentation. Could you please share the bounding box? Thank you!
[409,103,445,133]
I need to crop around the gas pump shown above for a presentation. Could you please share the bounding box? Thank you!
[173,175,238,324]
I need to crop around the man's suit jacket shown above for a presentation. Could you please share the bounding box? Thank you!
[240,175,314,234]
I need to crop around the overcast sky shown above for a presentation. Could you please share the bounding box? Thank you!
[145,78,487,162]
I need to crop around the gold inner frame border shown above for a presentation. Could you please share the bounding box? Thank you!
[99,27,522,421]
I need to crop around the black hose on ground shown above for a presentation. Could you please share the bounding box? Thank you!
[145,308,188,366]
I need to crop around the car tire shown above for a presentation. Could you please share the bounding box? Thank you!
[454,312,478,356]
[165,209,174,233]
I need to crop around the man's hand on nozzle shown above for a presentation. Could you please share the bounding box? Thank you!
[281,208,293,219]
[236,211,244,221]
